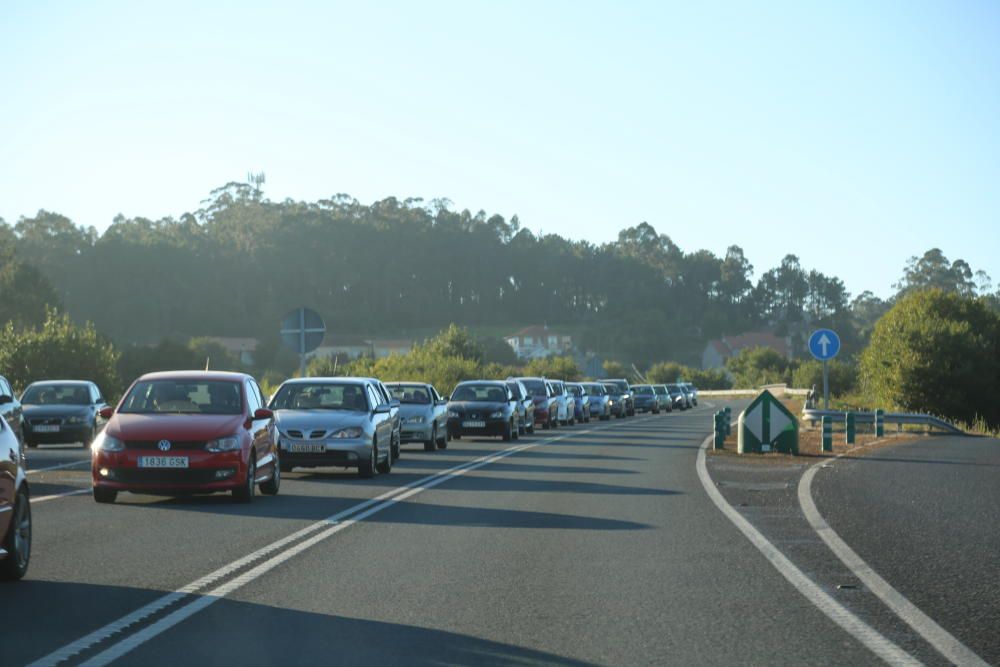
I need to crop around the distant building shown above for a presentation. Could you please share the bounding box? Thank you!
[309,337,414,361]
[202,337,258,366]
[504,325,573,360]
[701,331,792,370]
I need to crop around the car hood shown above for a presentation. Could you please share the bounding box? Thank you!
[23,404,92,419]
[109,413,245,441]
[274,410,368,433]
[397,404,432,419]
[448,401,507,414]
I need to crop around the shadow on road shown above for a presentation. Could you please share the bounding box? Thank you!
[0,581,596,667]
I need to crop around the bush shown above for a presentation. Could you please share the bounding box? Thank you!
[646,362,732,389]
[523,355,581,381]
[791,359,857,397]
[725,346,790,388]
[860,289,1000,427]
[0,308,121,397]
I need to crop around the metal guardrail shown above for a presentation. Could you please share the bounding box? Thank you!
[699,386,811,397]
[801,408,965,435]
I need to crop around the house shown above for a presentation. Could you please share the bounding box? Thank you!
[202,337,258,366]
[701,331,792,370]
[504,325,573,360]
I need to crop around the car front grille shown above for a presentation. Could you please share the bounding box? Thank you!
[112,468,221,485]
[124,440,207,451]
[30,418,63,426]
[285,430,328,439]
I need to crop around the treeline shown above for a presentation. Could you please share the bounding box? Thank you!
[9,182,997,367]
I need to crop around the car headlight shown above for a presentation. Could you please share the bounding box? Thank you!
[447,410,460,418]
[67,414,89,424]
[93,432,124,452]
[332,427,363,439]
[489,410,504,418]
[206,435,241,452]
[406,415,425,424]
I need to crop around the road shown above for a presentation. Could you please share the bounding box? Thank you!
[1,405,993,665]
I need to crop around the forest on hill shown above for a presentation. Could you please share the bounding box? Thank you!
[1,181,996,370]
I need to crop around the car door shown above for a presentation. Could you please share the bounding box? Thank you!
[91,383,109,431]
[367,385,391,450]
[0,415,16,538]
[430,385,447,433]
[245,380,275,479]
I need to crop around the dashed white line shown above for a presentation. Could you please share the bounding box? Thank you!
[32,489,90,504]
[28,460,90,474]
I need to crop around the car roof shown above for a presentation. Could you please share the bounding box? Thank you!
[26,380,93,386]
[383,381,427,386]
[455,379,505,385]
[138,370,251,382]
[283,376,368,385]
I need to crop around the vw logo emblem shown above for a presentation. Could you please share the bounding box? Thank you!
[157,440,171,452]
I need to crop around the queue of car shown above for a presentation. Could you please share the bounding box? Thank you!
[0,368,697,580]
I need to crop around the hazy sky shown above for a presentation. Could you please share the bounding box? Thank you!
[3,0,998,298]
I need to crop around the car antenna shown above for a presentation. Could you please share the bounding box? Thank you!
[204,357,211,371]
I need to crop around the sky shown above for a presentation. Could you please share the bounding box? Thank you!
[2,0,998,299]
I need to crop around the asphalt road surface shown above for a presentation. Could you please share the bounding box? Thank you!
[2,406,993,666]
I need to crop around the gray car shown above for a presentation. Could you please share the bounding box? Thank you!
[581,382,612,421]
[20,380,108,448]
[385,382,448,451]
[268,377,395,478]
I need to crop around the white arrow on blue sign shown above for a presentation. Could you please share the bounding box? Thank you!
[808,328,841,361]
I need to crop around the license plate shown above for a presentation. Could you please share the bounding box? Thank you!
[35,425,60,433]
[138,456,189,468]
[288,443,326,454]
[462,420,486,428]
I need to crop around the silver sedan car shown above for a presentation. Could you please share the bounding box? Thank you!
[268,377,395,478]
[581,382,612,421]
[384,382,449,452]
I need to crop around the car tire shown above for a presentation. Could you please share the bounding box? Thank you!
[0,486,31,581]
[391,434,400,462]
[376,441,392,474]
[93,486,117,504]
[260,456,280,495]
[503,420,513,442]
[359,441,377,479]
[233,457,256,503]
[527,420,535,434]
[425,426,437,452]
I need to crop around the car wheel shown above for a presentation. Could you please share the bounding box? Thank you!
[359,441,377,479]
[502,420,513,442]
[527,420,535,434]
[260,455,280,495]
[377,440,392,474]
[391,433,400,462]
[436,426,447,449]
[0,486,31,580]
[425,426,437,452]
[93,486,117,503]
[233,457,256,503]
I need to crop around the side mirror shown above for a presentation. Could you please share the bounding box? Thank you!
[99,406,114,419]
[253,408,273,420]
[374,403,391,414]
[390,399,400,408]
[0,395,11,405]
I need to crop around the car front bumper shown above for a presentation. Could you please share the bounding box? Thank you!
[92,449,248,494]
[448,418,508,437]
[26,423,93,444]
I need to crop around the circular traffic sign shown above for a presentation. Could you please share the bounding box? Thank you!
[280,307,326,355]
[808,328,841,361]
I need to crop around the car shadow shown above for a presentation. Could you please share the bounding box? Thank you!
[0,581,596,667]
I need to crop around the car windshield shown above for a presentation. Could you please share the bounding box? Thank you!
[120,380,242,414]
[654,386,667,395]
[550,383,564,395]
[667,384,681,395]
[610,380,629,392]
[269,382,369,411]
[451,384,507,402]
[386,385,430,404]
[584,384,606,395]
[520,380,547,397]
[567,385,584,397]
[506,383,524,399]
[603,384,621,396]
[22,384,90,405]
[633,385,653,394]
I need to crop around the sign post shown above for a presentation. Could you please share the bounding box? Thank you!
[808,328,841,410]
[280,307,326,377]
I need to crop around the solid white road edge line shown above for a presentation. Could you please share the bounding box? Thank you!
[32,489,90,504]
[695,432,921,666]
[30,418,644,667]
[28,460,90,474]
[799,453,989,666]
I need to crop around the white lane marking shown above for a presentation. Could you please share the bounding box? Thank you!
[28,460,90,474]
[30,419,644,667]
[696,431,921,666]
[800,455,989,666]
[32,489,90,504]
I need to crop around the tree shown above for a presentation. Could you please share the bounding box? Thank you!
[893,248,982,298]
[0,308,121,396]
[602,360,627,378]
[860,290,1000,427]
[725,347,790,388]
[791,359,857,397]
[523,355,581,381]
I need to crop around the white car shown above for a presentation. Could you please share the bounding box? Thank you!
[548,380,576,426]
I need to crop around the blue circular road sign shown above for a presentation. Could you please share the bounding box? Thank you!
[808,329,841,361]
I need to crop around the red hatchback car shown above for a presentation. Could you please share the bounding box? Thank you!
[92,371,279,503]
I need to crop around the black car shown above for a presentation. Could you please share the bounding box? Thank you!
[0,375,23,445]
[447,380,520,441]
[666,383,690,410]
[631,384,660,414]
[505,380,535,436]
[602,383,627,418]
[20,380,108,448]
[605,378,634,416]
